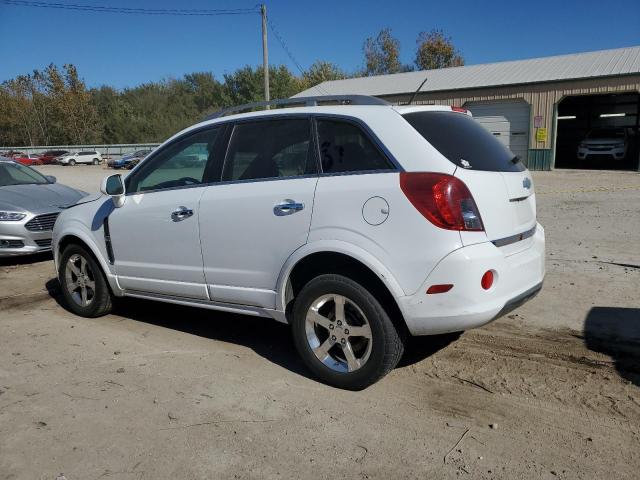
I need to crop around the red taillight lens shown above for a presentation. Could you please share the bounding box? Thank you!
[400,172,484,231]
[481,270,494,290]
[451,106,468,114]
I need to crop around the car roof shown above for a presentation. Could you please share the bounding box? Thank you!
[181,103,454,138]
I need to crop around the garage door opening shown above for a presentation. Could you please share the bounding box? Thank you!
[465,100,530,166]
[555,93,640,170]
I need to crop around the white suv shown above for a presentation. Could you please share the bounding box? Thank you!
[58,150,102,166]
[52,96,545,390]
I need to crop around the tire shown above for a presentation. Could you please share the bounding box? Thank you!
[68,159,76,166]
[291,274,405,390]
[58,244,113,317]
[92,158,100,165]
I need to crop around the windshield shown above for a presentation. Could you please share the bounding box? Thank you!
[403,111,526,172]
[0,162,49,186]
[587,129,624,139]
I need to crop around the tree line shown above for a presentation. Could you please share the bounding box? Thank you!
[0,28,463,147]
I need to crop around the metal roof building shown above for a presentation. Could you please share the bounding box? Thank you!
[298,46,640,171]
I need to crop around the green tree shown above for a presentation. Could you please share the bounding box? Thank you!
[1,77,39,146]
[61,64,100,144]
[184,72,225,115]
[415,29,464,70]
[223,65,302,106]
[302,61,347,90]
[363,28,405,76]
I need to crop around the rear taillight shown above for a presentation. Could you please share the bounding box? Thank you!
[400,172,484,231]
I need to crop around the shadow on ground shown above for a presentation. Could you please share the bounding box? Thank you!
[0,251,52,267]
[584,307,640,386]
[47,281,458,382]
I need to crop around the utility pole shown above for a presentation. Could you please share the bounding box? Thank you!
[261,4,270,105]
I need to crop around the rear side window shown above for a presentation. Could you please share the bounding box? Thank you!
[316,119,392,173]
[403,111,526,172]
[222,119,315,181]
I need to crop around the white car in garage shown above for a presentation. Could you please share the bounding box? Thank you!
[577,128,628,161]
[52,95,545,390]
[58,150,103,166]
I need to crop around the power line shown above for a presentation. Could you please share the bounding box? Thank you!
[5,0,331,96]
[266,15,330,95]
[2,0,260,16]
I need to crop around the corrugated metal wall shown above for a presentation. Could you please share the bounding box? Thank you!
[384,75,640,169]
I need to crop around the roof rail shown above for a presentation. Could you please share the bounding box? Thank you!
[205,95,390,120]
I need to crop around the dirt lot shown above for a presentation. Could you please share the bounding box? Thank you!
[1,169,639,479]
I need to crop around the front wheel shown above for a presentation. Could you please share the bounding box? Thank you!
[68,159,76,166]
[59,244,113,317]
[92,158,100,165]
[291,274,405,390]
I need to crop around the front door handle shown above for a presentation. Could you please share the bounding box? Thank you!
[171,206,193,221]
[274,199,305,216]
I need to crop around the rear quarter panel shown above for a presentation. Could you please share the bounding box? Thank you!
[308,172,463,297]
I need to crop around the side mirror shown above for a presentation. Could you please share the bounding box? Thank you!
[100,174,126,208]
[45,175,56,183]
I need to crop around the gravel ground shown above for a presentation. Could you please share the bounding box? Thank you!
[1,168,638,479]
[35,164,121,194]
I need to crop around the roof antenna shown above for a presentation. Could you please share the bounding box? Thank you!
[407,75,428,105]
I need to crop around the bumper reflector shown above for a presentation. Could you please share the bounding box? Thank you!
[427,284,454,294]
[481,270,494,290]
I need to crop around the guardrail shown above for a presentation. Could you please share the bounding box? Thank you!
[0,143,161,157]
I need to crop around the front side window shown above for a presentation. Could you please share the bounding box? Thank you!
[222,118,315,181]
[127,127,222,193]
[316,119,392,173]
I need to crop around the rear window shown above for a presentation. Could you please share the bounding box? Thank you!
[403,111,526,172]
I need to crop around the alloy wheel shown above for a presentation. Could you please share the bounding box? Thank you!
[65,253,96,307]
[305,294,373,373]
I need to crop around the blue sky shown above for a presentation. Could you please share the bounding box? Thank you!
[1,0,639,89]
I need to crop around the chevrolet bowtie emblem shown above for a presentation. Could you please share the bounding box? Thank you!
[523,177,532,189]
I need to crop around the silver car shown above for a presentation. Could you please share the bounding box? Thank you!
[0,157,87,257]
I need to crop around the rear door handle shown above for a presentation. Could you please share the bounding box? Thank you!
[274,199,304,216]
[171,206,193,221]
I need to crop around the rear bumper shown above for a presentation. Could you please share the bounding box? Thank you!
[398,223,545,336]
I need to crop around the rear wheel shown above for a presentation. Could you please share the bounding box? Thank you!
[291,274,405,390]
[59,244,113,317]
[92,158,100,165]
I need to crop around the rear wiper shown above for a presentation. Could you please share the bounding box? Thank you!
[510,155,520,164]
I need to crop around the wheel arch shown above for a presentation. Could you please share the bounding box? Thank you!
[56,229,122,295]
[277,242,407,330]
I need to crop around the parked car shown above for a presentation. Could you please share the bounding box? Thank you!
[4,151,26,159]
[108,149,152,169]
[14,154,43,166]
[52,96,545,390]
[58,150,102,166]
[38,150,69,165]
[577,128,628,161]
[0,157,87,257]
[126,157,142,170]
